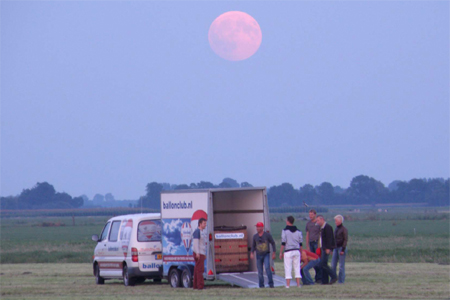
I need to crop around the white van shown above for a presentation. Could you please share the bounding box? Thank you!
[91,213,163,286]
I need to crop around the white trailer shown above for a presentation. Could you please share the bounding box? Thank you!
[160,187,286,288]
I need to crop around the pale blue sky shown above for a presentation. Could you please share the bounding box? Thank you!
[1,1,449,199]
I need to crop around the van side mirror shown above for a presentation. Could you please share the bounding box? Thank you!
[91,234,99,242]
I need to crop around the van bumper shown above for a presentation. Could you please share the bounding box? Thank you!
[127,266,162,278]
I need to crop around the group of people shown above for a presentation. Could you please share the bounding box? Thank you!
[250,209,348,288]
[191,209,348,290]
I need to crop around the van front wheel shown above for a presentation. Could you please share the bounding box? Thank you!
[94,264,104,285]
[169,269,181,288]
[123,265,135,286]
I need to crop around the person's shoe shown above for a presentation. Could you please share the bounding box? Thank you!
[285,286,289,288]
[315,280,322,284]
[269,286,274,288]
[330,278,338,285]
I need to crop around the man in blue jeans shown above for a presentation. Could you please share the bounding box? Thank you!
[305,209,322,283]
[250,222,276,288]
[331,214,348,283]
[315,215,337,285]
[300,249,321,285]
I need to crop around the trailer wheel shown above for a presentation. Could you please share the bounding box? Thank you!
[169,269,181,288]
[181,268,192,288]
[94,264,105,285]
[123,265,136,286]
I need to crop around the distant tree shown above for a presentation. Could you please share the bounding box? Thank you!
[189,183,198,189]
[268,183,299,207]
[11,183,85,209]
[174,184,190,190]
[71,196,84,208]
[347,175,388,204]
[241,182,253,188]
[316,182,334,204]
[197,181,215,189]
[93,194,105,203]
[388,180,402,191]
[218,182,231,188]
[425,179,449,206]
[105,193,115,202]
[52,192,72,205]
[300,184,318,205]
[80,194,90,202]
[19,182,56,209]
[221,178,239,188]
[160,183,172,190]
[139,182,163,209]
[0,196,19,210]
[333,186,345,194]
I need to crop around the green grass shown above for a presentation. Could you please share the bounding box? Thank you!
[1,213,449,264]
[0,262,449,299]
[1,216,108,264]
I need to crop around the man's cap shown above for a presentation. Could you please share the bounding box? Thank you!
[255,222,264,227]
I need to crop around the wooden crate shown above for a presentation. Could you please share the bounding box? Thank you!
[214,226,249,273]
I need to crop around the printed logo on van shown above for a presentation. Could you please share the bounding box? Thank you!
[215,233,244,239]
[162,201,193,210]
[142,263,161,269]
[181,222,192,253]
[121,219,133,258]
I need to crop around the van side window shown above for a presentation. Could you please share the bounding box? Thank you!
[119,219,133,241]
[137,220,162,242]
[99,222,111,241]
[109,221,121,242]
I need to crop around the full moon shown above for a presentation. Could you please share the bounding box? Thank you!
[208,11,262,61]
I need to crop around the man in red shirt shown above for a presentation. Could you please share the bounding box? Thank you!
[300,249,321,285]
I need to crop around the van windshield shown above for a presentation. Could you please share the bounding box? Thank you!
[99,222,111,242]
[137,220,162,242]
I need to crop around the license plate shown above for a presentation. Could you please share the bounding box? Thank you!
[155,254,162,260]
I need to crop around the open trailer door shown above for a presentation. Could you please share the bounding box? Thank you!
[216,272,289,288]
[210,188,296,288]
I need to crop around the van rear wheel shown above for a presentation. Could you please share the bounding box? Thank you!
[123,265,135,286]
[94,264,105,285]
[181,269,192,288]
[169,269,181,288]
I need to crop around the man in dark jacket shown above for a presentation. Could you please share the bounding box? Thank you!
[332,214,348,283]
[315,215,337,285]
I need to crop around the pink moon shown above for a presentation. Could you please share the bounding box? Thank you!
[208,11,262,61]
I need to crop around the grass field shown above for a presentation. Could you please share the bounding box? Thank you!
[1,262,449,299]
[1,210,449,299]
[1,212,449,264]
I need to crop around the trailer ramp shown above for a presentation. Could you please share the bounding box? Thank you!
[217,272,294,288]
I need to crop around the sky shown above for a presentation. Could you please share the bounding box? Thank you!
[1,1,449,200]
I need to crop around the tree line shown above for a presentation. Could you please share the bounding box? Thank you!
[1,175,448,210]
[139,176,449,209]
[267,175,449,207]
[0,182,84,210]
